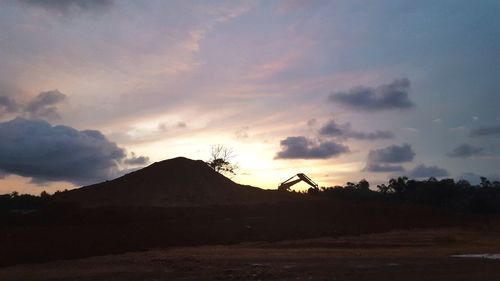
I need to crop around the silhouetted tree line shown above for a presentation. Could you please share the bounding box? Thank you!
[313,177,500,214]
[0,191,52,212]
[3,176,500,214]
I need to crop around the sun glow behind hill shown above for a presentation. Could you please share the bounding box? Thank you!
[128,141,363,191]
[111,115,365,191]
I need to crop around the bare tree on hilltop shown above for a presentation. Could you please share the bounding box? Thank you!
[206,144,238,176]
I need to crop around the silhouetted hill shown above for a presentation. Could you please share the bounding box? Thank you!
[54,157,294,207]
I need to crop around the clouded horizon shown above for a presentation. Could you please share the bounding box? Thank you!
[1,0,499,194]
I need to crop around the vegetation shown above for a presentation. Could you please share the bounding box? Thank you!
[313,177,500,214]
[206,144,238,176]
[0,191,52,212]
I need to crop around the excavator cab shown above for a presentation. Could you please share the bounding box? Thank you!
[278,173,319,192]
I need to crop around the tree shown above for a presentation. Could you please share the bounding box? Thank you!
[388,176,408,194]
[377,184,389,194]
[480,177,492,189]
[40,191,51,199]
[456,179,471,189]
[206,144,238,176]
[356,179,370,191]
[344,182,356,190]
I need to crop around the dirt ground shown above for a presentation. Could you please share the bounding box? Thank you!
[2,227,500,281]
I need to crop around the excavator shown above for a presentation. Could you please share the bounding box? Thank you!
[278,173,319,191]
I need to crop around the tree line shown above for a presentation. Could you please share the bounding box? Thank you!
[2,176,500,214]
[0,191,52,212]
[310,177,500,214]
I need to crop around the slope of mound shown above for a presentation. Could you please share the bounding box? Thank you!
[54,157,294,207]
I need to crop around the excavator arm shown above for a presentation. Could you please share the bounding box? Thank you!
[278,178,303,191]
[297,173,318,189]
[278,173,319,191]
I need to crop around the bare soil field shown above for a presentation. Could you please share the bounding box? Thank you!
[2,227,500,281]
[2,199,463,266]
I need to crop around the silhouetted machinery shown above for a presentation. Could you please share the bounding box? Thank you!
[278,173,319,191]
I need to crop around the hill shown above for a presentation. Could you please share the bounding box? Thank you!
[54,157,294,208]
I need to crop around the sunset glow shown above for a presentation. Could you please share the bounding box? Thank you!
[1,0,499,194]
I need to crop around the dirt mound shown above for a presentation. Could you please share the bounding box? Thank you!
[54,157,293,207]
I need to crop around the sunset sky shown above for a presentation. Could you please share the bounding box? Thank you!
[1,0,499,194]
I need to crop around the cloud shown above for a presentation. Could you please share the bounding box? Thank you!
[364,163,404,172]
[318,120,347,136]
[449,126,466,133]
[367,144,415,164]
[157,121,187,132]
[470,125,500,137]
[235,126,249,139]
[0,96,18,116]
[407,164,449,179]
[176,121,187,129]
[25,90,67,120]
[459,172,500,185]
[0,118,133,185]
[402,127,420,133]
[19,0,113,13]
[328,78,415,111]
[307,118,317,127]
[158,123,168,132]
[0,90,67,120]
[364,144,415,173]
[447,144,483,158]
[275,136,349,159]
[348,130,394,140]
[319,119,393,140]
[123,153,150,166]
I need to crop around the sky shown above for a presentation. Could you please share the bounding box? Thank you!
[0,0,499,194]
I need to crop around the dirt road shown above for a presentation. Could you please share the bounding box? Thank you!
[2,227,500,281]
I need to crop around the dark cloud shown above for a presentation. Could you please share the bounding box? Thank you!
[319,119,393,140]
[25,90,67,120]
[470,125,500,137]
[0,90,66,120]
[364,144,415,173]
[349,131,394,140]
[407,164,449,179]
[318,120,348,136]
[447,144,483,158]
[367,144,415,164]
[275,136,349,159]
[0,118,128,185]
[19,0,113,13]
[0,96,18,116]
[363,163,404,172]
[123,153,150,166]
[328,78,414,111]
